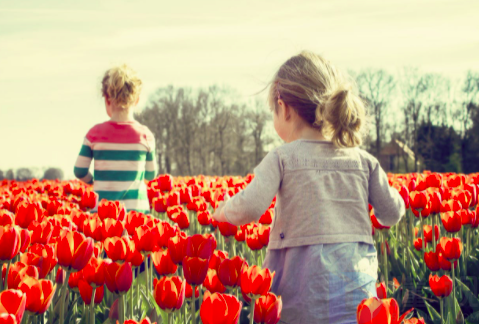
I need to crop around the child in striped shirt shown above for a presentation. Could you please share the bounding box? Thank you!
[74,64,157,213]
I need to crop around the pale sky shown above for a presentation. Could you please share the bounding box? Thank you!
[1,0,478,179]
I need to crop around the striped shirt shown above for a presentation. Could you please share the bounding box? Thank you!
[74,120,157,213]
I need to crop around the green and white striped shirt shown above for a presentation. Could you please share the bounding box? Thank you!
[74,120,157,213]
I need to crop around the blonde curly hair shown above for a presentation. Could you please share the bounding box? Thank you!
[101,64,142,110]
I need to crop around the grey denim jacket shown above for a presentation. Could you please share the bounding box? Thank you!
[224,139,405,250]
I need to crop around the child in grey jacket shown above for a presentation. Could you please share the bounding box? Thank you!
[213,51,405,324]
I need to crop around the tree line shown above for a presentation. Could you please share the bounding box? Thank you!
[2,68,478,180]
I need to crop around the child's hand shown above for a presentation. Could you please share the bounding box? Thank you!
[212,194,230,223]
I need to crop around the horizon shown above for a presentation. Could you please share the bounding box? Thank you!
[1,0,478,179]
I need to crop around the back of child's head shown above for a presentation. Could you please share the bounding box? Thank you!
[101,64,142,110]
[269,51,366,148]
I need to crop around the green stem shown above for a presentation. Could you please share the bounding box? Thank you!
[90,288,96,324]
[452,261,457,319]
[440,298,444,324]
[144,257,149,297]
[229,238,236,258]
[191,285,197,324]
[382,232,388,294]
[432,214,436,253]
[60,270,71,324]
[167,312,172,324]
[409,209,414,247]
[119,294,125,324]
[250,298,256,324]
[4,259,12,289]
[0,262,3,291]
[130,270,134,320]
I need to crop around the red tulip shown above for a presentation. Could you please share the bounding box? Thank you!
[134,225,157,254]
[56,230,94,271]
[157,174,173,192]
[151,249,177,277]
[440,199,462,213]
[429,274,453,298]
[0,314,17,324]
[439,237,462,261]
[460,209,476,226]
[197,211,211,226]
[413,238,423,251]
[18,229,30,254]
[423,225,439,243]
[167,191,180,207]
[428,190,442,214]
[259,209,273,225]
[29,221,53,245]
[82,257,105,287]
[218,222,237,237]
[153,196,168,213]
[171,211,189,230]
[0,225,21,261]
[101,219,125,239]
[153,276,185,311]
[254,292,282,324]
[424,251,440,272]
[24,244,56,279]
[208,250,228,273]
[179,187,192,204]
[78,280,104,305]
[81,190,97,210]
[0,211,14,227]
[98,200,122,221]
[203,269,226,294]
[438,251,457,271]
[15,202,43,229]
[246,227,264,251]
[0,289,27,323]
[241,265,274,299]
[441,211,462,233]
[258,226,270,247]
[182,256,209,286]
[68,271,82,292]
[125,240,144,268]
[18,277,56,314]
[217,256,247,289]
[357,297,412,324]
[200,290,242,324]
[186,234,216,259]
[426,173,442,188]
[404,318,426,324]
[409,191,427,211]
[168,232,187,265]
[7,262,39,290]
[104,261,133,294]
[83,216,103,242]
[104,237,128,262]
[376,282,387,299]
[185,282,199,298]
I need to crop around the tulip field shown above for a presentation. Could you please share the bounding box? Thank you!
[0,172,478,324]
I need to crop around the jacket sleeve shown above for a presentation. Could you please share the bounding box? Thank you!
[368,158,405,227]
[223,150,282,226]
[74,137,94,184]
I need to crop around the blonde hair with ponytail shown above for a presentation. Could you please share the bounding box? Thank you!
[101,64,142,110]
[268,51,366,148]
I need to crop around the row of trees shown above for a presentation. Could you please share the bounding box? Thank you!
[3,68,478,180]
[134,86,274,176]
[0,168,64,181]
[355,68,479,173]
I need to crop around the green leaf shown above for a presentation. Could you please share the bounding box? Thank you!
[456,277,479,312]
[424,300,442,324]
[466,310,479,323]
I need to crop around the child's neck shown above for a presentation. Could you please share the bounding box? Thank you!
[287,123,327,142]
[110,110,135,122]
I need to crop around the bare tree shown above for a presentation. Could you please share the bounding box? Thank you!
[399,67,430,172]
[355,69,396,156]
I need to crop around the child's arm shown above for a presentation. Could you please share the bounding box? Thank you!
[214,150,282,226]
[145,133,157,181]
[73,138,94,184]
[369,159,405,227]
